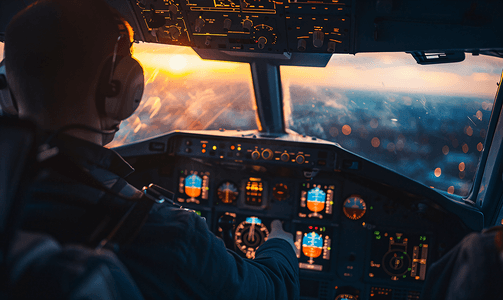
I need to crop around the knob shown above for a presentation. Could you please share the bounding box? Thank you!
[313,30,324,48]
[297,39,306,51]
[262,149,273,160]
[168,26,180,39]
[195,18,205,33]
[223,18,232,31]
[205,36,212,47]
[243,19,253,32]
[168,4,178,17]
[257,36,267,50]
[280,153,290,162]
[251,150,261,160]
[295,154,305,164]
[327,41,336,53]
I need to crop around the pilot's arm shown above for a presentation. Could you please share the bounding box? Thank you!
[117,204,300,300]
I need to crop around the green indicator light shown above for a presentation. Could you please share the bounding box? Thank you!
[370,206,374,210]
[403,252,407,255]
[400,256,404,259]
[323,227,326,231]
[376,236,381,240]
[303,184,306,187]
[419,244,423,247]
[397,236,401,239]
[196,211,201,216]
[403,275,406,278]
[408,268,412,271]
[374,231,380,235]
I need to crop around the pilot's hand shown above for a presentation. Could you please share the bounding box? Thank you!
[268,220,296,254]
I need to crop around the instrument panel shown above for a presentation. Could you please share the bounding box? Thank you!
[118,131,470,300]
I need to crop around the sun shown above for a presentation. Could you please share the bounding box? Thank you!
[168,54,188,72]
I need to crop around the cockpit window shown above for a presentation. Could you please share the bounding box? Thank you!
[108,43,257,147]
[282,53,503,196]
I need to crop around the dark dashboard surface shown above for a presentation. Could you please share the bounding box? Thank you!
[115,130,478,300]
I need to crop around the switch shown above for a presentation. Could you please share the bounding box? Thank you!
[223,18,232,31]
[296,155,305,164]
[195,18,205,33]
[313,30,324,48]
[205,36,212,47]
[243,19,253,32]
[257,36,267,49]
[297,39,306,51]
[280,153,290,162]
[327,41,336,53]
[251,150,260,160]
[168,4,178,17]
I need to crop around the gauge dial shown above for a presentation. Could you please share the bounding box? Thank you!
[307,187,326,213]
[302,232,323,259]
[184,174,202,198]
[235,217,269,259]
[273,183,290,201]
[343,195,367,220]
[217,181,239,204]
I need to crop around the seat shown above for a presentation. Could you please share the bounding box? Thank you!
[0,117,145,300]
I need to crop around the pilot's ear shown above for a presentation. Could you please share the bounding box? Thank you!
[96,55,144,122]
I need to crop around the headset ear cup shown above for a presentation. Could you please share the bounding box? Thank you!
[0,61,18,116]
[104,56,144,121]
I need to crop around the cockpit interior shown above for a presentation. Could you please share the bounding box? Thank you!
[2,0,503,299]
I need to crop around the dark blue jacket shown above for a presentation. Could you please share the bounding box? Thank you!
[23,135,300,300]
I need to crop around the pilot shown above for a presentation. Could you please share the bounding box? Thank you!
[3,0,299,299]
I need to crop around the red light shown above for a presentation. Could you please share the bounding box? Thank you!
[315,227,318,230]
[309,226,312,229]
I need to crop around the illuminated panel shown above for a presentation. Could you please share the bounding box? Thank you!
[369,231,430,281]
[298,183,334,219]
[178,170,210,204]
[295,225,332,271]
[245,178,264,206]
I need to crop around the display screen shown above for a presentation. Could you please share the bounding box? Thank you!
[294,225,332,271]
[369,230,430,281]
[298,183,334,219]
[178,170,210,204]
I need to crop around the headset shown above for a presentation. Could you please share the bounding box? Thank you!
[0,16,144,125]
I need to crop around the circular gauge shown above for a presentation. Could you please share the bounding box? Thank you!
[382,250,411,277]
[217,181,239,204]
[273,183,290,201]
[343,195,367,220]
[335,294,355,300]
[235,217,269,259]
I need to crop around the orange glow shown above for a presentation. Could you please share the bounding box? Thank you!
[476,110,483,121]
[465,126,473,137]
[371,137,380,148]
[447,186,455,194]
[434,168,442,177]
[462,144,469,153]
[459,162,466,172]
[477,142,484,152]
[442,145,449,155]
[342,125,351,135]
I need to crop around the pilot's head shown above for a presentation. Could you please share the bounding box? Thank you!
[4,0,144,145]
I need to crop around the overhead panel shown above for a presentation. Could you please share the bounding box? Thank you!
[130,0,352,54]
